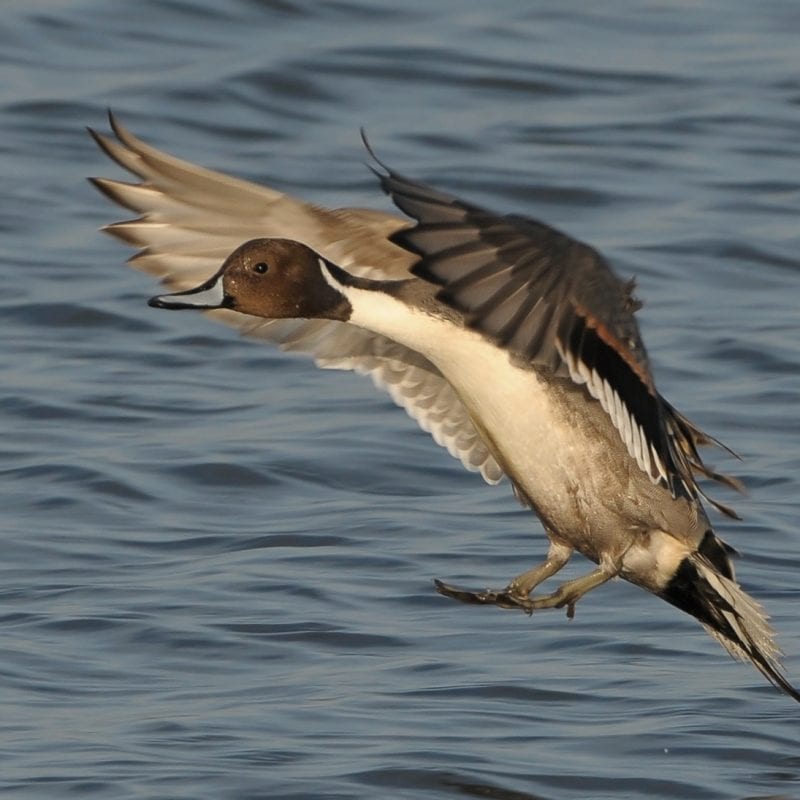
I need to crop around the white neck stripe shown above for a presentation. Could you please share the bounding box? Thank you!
[318,257,343,290]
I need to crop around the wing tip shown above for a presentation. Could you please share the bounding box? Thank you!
[360,129,401,204]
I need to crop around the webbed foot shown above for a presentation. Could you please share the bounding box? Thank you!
[434,565,615,619]
[433,579,535,614]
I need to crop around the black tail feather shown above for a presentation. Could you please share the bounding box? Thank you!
[661,556,800,703]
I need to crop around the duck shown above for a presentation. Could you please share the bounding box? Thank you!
[89,113,799,701]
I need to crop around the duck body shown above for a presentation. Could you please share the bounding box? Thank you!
[91,114,799,701]
[332,269,698,582]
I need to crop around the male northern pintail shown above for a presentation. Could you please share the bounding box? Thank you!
[90,114,799,701]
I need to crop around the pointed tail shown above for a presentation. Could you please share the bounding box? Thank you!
[661,554,800,702]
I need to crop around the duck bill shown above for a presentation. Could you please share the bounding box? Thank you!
[148,272,234,310]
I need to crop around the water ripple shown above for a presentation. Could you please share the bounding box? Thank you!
[2,1,800,798]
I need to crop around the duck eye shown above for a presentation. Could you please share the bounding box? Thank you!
[253,262,269,275]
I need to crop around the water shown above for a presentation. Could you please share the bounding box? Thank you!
[2,1,800,797]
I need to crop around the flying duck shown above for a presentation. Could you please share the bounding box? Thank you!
[89,114,799,701]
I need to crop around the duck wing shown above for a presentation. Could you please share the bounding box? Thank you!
[372,160,741,514]
[89,115,503,485]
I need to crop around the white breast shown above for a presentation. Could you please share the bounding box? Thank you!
[339,281,626,551]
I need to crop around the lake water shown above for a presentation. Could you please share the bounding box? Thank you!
[2,1,800,798]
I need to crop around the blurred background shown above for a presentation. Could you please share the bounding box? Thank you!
[2,1,800,798]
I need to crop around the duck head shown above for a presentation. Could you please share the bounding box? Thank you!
[149,238,352,321]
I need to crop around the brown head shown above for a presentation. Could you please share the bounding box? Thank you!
[149,238,352,321]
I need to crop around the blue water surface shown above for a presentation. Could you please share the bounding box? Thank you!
[2,1,800,798]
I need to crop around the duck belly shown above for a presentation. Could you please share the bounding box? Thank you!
[347,290,674,564]
[441,345,643,562]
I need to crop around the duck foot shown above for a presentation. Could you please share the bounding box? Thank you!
[434,566,615,619]
[433,578,535,614]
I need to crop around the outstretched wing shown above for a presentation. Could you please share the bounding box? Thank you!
[371,159,741,514]
[89,115,504,484]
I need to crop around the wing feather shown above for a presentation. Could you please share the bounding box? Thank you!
[90,115,504,485]
[371,159,740,510]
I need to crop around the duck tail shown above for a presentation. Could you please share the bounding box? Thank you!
[660,553,800,702]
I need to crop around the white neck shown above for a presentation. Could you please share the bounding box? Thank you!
[318,260,481,364]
